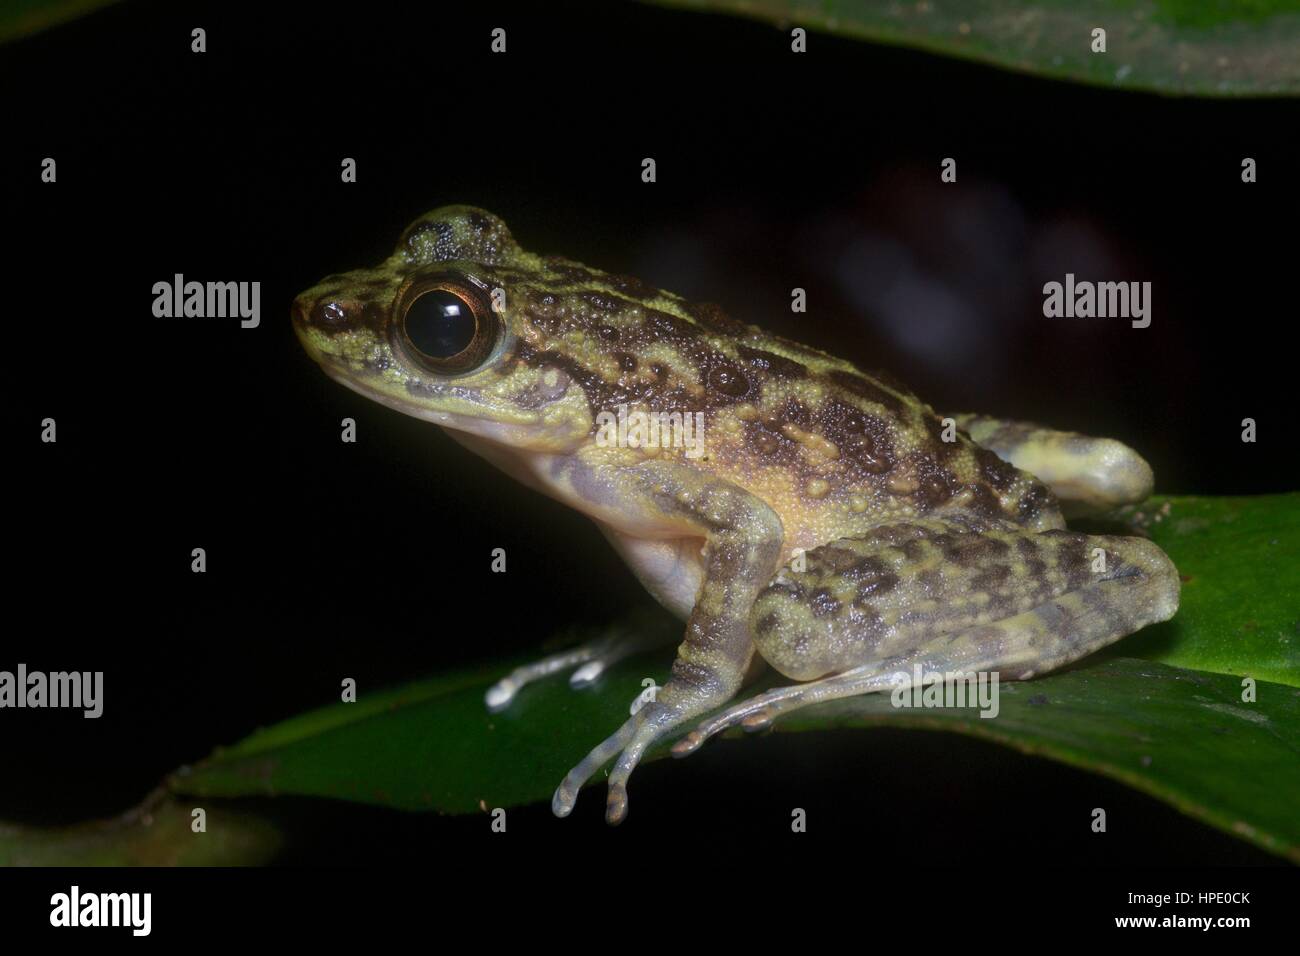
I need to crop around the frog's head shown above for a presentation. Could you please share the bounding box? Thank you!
[292,206,601,451]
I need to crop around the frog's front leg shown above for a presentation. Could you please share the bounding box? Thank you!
[484,611,679,712]
[551,461,783,824]
[675,516,1179,753]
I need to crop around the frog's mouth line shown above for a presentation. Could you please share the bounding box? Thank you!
[314,358,593,452]
[318,361,508,429]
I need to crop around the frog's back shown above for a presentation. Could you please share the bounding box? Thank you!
[500,254,1062,547]
[676,318,1066,543]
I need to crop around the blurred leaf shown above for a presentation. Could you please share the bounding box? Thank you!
[0,0,123,43]
[643,0,1300,96]
[0,790,281,865]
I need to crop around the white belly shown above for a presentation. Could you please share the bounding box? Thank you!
[596,526,703,621]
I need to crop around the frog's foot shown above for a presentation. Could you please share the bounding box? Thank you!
[953,412,1154,514]
[679,519,1181,756]
[485,623,675,713]
[672,663,900,756]
[551,698,697,824]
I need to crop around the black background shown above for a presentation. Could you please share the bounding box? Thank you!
[3,0,1295,866]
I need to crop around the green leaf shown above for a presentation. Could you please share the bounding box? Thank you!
[1110,494,1300,685]
[8,495,1297,861]
[0,0,124,44]
[642,0,1300,96]
[0,790,282,865]
[169,653,661,815]
[168,653,1300,859]
[778,659,1300,861]
[164,494,1300,860]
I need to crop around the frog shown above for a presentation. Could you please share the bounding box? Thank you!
[291,206,1180,825]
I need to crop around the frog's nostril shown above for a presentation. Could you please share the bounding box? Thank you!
[316,300,350,328]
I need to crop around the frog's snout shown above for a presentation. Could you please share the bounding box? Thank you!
[290,295,309,330]
[292,291,361,337]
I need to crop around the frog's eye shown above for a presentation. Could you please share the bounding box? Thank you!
[396,280,497,375]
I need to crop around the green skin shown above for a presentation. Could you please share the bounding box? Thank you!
[292,206,1180,824]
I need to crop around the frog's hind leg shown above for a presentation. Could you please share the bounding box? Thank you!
[953,413,1154,514]
[676,516,1179,754]
[672,662,900,755]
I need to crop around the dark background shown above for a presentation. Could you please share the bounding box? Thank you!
[3,0,1294,864]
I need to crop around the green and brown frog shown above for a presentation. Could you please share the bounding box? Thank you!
[292,206,1179,824]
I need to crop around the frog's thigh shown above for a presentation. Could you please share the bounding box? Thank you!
[954,412,1154,513]
[677,519,1179,751]
[551,460,783,823]
[753,518,1179,680]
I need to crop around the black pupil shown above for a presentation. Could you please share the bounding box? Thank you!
[405,290,477,358]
